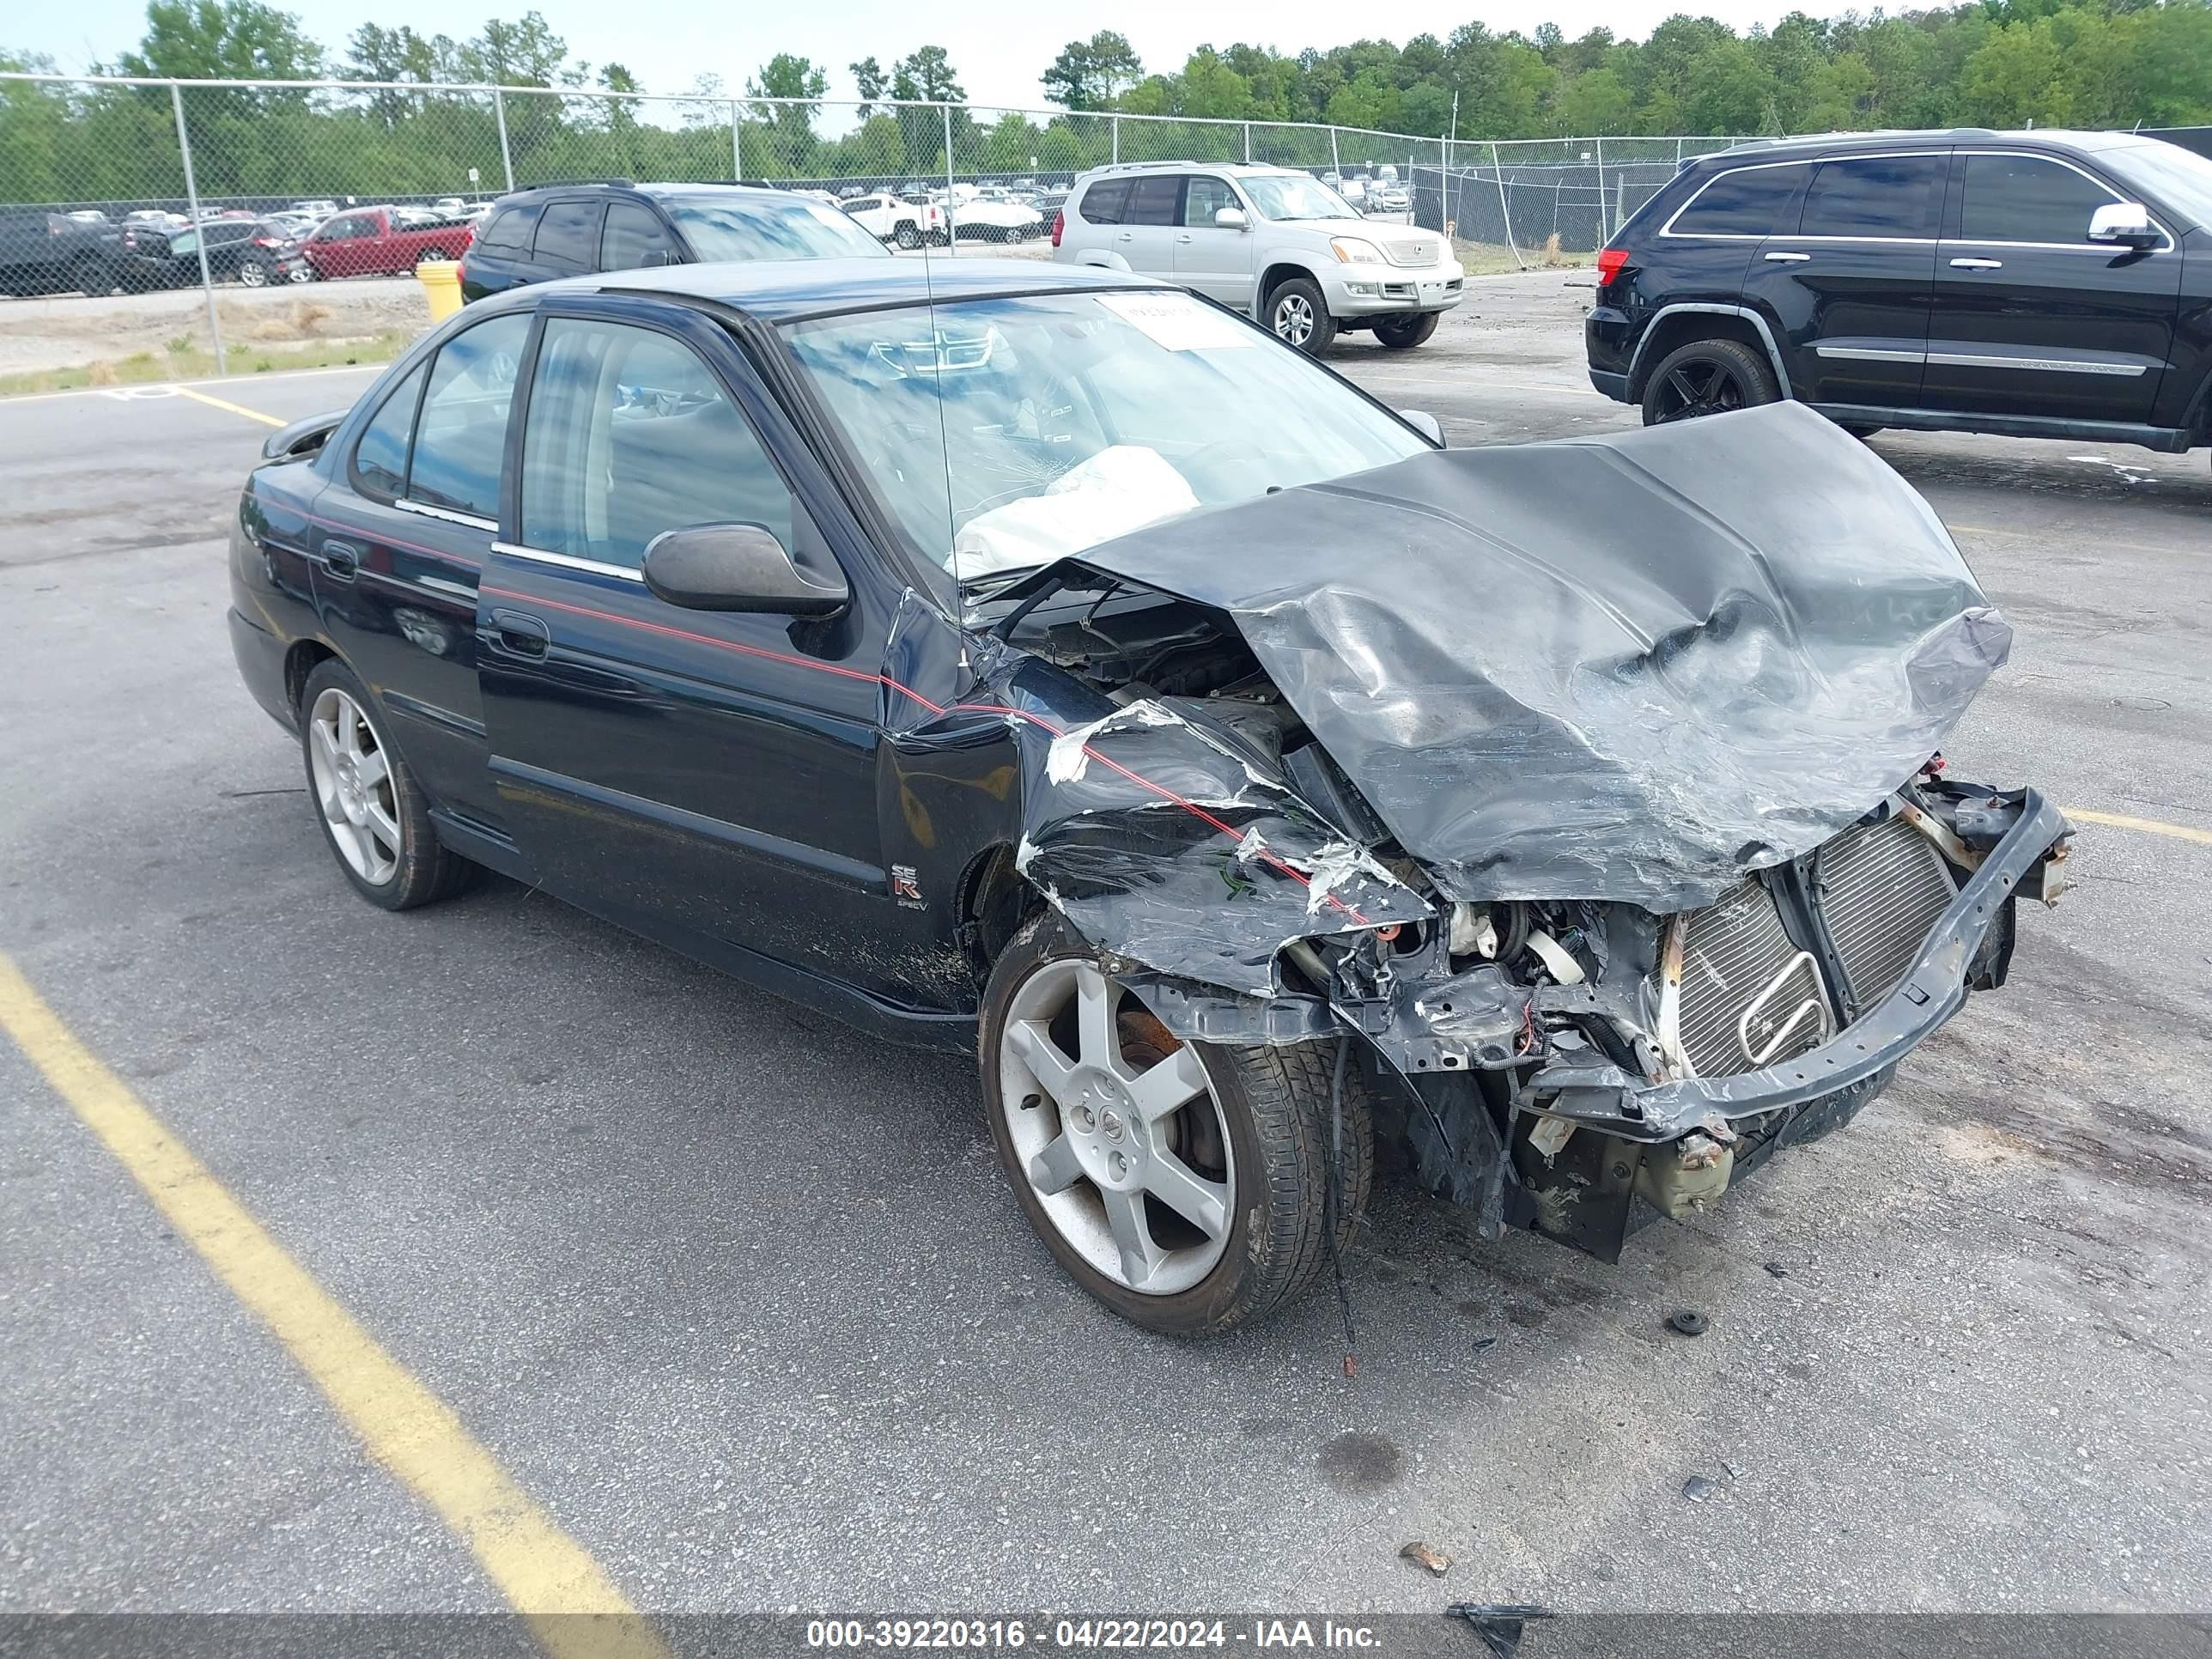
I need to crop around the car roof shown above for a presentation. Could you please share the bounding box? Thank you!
[490,179,805,205]
[1694,127,2148,168]
[1076,160,1310,180]
[501,256,1174,323]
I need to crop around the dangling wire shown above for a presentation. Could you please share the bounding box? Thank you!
[1327,1035,1358,1378]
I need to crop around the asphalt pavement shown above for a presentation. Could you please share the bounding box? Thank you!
[1,273,2206,1631]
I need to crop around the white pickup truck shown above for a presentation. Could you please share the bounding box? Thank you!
[841,192,945,249]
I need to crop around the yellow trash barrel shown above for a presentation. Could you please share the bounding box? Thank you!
[416,260,464,323]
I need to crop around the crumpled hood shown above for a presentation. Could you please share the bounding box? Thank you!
[1036,402,2012,913]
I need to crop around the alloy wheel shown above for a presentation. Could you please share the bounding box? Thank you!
[307,687,401,885]
[998,958,1235,1296]
[1652,356,1751,422]
[1273,292,1315,347]
[237,259,268,287]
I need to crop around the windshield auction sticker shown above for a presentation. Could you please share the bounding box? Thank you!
[1097,291,1256,351]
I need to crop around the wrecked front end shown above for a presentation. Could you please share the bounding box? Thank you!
[975,403,2073,1263]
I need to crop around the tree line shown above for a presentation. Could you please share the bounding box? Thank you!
[1045,3,2212,137]
[3,0,2209,210]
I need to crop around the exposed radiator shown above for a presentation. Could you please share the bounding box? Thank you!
[1814,815,1959,1010]
[1674,881,1830,1079]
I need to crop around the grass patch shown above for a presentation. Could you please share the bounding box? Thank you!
[0,328,412,398]
[1449,237,1592,276]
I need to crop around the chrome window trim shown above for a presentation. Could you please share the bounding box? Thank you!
[395,498,496,532]
[1948,149,2174,252]
[490,541,647,583]
[1659,149,1951,240]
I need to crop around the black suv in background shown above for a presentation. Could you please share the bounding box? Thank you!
[458,179,887,302]
[1586,130,2212,457]
[0,210,119,296]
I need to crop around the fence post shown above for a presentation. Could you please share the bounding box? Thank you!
[1491,140,1523,270]
[170,83,226,377]
[1594,133,1607,242]
[729,100,743,180]
[1329,126,1340,180]
[1111,114,1120,164]
[1675,135,1684,165]
[1243,122,1251,163]
[943,104,957,251]
[493,88,515,190]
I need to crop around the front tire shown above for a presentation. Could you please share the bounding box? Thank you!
[236,258,270,288]
[894,223,922,250]
[1374,312,1440,349]
[1640,336,1780,425]
[1267,276,1336,355]
[299,660,475,911]
[981,915,1371,1335]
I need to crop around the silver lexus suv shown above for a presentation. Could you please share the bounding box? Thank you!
[1052,161,1464,352]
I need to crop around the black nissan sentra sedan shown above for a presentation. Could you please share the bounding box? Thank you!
[228,258,2070,1334]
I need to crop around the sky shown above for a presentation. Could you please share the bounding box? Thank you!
[14,0,1869,108]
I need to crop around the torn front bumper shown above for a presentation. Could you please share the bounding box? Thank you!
[1517,789,2068,1141]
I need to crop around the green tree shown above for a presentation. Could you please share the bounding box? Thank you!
[849,56,886,119]
[1042,30,1143,110]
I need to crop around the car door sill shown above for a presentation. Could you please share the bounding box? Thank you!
[427,806,534,882]
[1805,403,2193,453]
[556,884,979,1054]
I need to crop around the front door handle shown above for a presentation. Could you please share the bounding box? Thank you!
[320,539,360,581]
[1175,233,1194,243]
[1950,257,2004,270]
[1763,250,1810,263]
[487,607,550,659]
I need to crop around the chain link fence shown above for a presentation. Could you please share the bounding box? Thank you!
[2,69,1761,380]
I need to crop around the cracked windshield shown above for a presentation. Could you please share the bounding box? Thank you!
[782,289,1429,586]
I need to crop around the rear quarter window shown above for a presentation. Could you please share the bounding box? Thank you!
[1667,162,1815,237]
[478,203,542,252]
[1079,179,1132,225]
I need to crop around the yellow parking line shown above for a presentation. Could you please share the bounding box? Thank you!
[2065,807,2212,847]
[173,384,286,428]
[0,952,669,1659]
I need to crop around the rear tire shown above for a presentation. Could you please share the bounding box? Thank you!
[236,258,270,288]
[1267,276,1336,356]
[895,223,922,250]
[981,913,1372,1335]
[1640,337,1780,425]
[1374,312,1440,349]
[1838,421,1884,439]
[298,659,477,912]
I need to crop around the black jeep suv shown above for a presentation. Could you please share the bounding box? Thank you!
[1586,130,2212,457]
[458,179,886,303]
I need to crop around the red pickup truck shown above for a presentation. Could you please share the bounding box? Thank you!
[301,206,474,279]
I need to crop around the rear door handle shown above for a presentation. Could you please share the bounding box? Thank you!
[319,539,360,581]
[487,607,550,659]
[1763,251,1810,263]
[1950,257,2003,270]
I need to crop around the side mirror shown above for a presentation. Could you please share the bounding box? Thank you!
[640,247,680,268]
[1399,409,1444,446]
[641,523,848,617]
[1214,206,1249,231]
[2088,202,2159,250]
